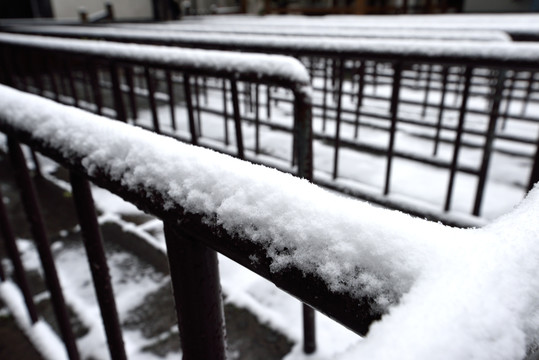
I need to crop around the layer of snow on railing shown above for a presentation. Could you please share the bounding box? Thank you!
[0,85,538,359]
[113,23,511,41]
[0,33,310,86]
[186,13,539,34]
[7,26,539,62]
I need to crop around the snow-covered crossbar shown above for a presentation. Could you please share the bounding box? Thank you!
[185,13,539,39]
[0,32,310,88]
[1,84,539,359]
[10,25,539,65]
[5,23,512,42]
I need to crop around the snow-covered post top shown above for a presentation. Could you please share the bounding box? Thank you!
[1,84,539,359]
[0,32,311,93]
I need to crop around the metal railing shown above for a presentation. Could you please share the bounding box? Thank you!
[2,29,539,226]
[3,84,537,360]
[0,82,394,359]
[0,35,316,357]
[1,29,538,226]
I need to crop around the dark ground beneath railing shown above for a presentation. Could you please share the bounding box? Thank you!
[0,150,296,360]
[0,299,44,360]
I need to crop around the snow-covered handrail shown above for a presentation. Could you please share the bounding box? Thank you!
[182,13,539,38]
[4,25,539,68]
[0,32,311,90]
[6,23,512,42]
[1,85,539,359]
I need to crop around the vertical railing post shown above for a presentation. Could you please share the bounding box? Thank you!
[521,71,535,117]
[8,138,80,360]
[144,66,160,133]
[332,59,345,180]
[0,186,39,324]
[230,79,245,160]
[473,69,505,216]
[433,65,449,156]
[69,171,127,360]
[65,58,79,108]
[110,60,127,123]
[322,58,329,132]
[88,59,104,116]
[124,66,138,122]
[353,60,365,139]
[384,61,403,196]
[444,67,473,212]
[0,250,5,282]
[501,70,516,130]
[222,79,230,146]
[294,84,315,354]
[31,49,45,96]
[421,64,433,117]
[165,69,177,131]
[47,55,60,102]
[194,76,202,136]
[255,83,260,154]
[528,139,539,191]
[266,85,272,120]
[182,73,198,146]
[1,46,16,87]
[163,221,227,360]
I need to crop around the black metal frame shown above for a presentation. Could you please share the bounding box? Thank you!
[0,36,316,358]
[1,30,538,227]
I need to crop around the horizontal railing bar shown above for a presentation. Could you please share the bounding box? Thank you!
[0,86,384,336]
[5,26,539,70]
[0,33,311,92]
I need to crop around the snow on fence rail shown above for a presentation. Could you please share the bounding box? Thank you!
[1,31,538,227]
[186,13,539,40]
[0,34,317,357]
[1,85,539,360]
[0,33,310,87]
[0,32,312,175]
[3,23,513,42]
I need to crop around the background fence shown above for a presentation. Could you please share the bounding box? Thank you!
[1,28,539,226]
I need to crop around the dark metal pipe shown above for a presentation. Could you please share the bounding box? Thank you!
[8,138,80,360]
[165,69,177,131]
[222,79,229,146]
[353,61,365,139]
[182,73,198,146]
[332,60,345,180]
[230,79,245,160]
[384,62,403,196]
[163,221,227,360]
[0,187,39,323]
[473,70,505,216]
[110,61,127,123]
[69,171,127,360]
[124,66,138,121]
[144,66,160,133]
[88,60,103,116]
[445,67,473,212]
[433,66,449,156]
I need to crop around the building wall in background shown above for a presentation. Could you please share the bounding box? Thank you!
[464,0,532,12]
[51,0,152,19]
